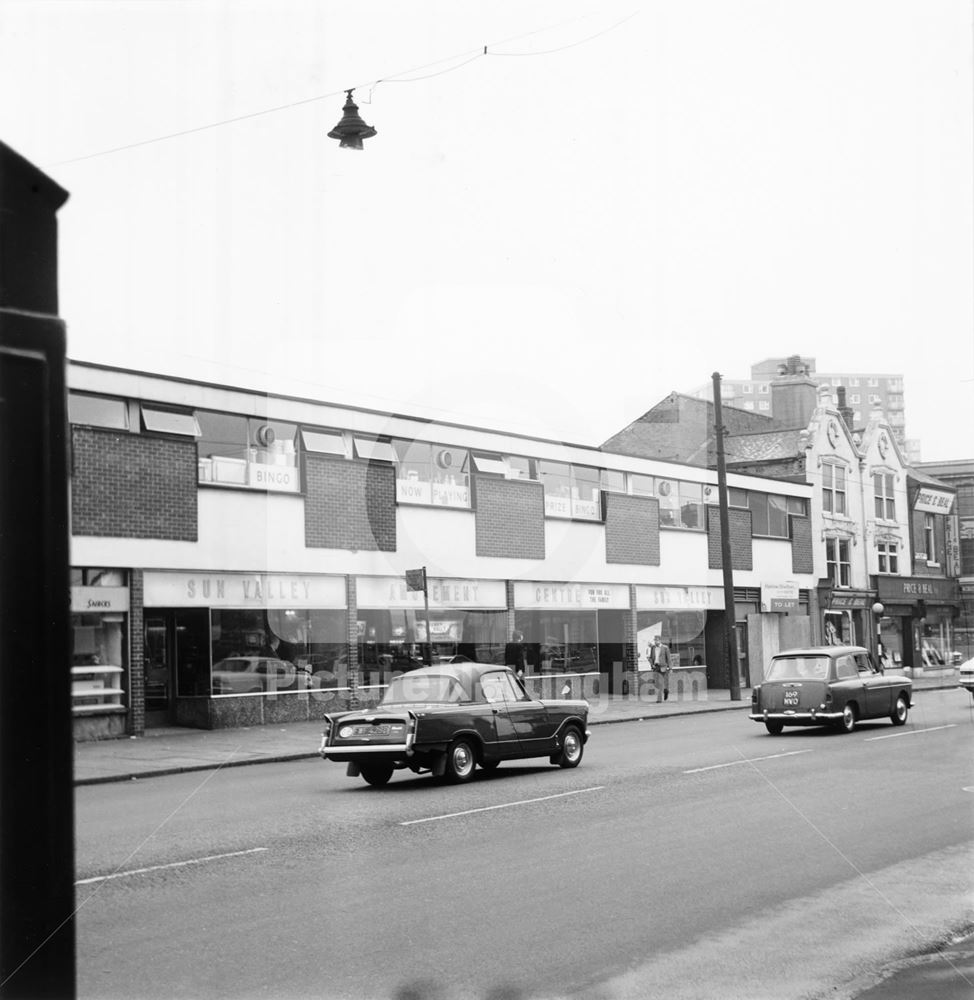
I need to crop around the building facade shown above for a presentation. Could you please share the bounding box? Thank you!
[604,377,964,678]
[68,361,818,740]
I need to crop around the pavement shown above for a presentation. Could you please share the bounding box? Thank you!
[73,670,960,786]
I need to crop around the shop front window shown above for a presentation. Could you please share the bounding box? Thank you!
[513,611,600,674]
[635,610,707,670]
[209,608,348,695]
[196,412,299,493]
[394,440,470,508]
[357,609,507,684]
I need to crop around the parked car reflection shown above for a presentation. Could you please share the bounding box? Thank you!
[211,656,297,694]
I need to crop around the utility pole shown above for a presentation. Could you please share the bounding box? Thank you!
[713,372,742,701]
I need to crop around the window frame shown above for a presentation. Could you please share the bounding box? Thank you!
[877,541,899,574]
[826,536,852,587]
[68,392,130,430]
[873,473,896,520]
[141,405,200,438]
[822,463,847,515]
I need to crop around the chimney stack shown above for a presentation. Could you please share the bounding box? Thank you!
[836,386,855,430]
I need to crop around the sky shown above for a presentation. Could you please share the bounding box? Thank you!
[3,0,972,461]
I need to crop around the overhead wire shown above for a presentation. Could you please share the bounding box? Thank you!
[49,8,638,167]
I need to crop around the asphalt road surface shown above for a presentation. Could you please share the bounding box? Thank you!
[72,690,974,1000]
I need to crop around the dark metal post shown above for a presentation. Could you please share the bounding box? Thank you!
[0,142,75,999]
[712,372,742,700]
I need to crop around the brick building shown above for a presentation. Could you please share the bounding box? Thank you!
[68,361,817,739]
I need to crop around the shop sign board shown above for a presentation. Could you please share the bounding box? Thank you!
[876,576,960,604]
[945,516,961,577]
[635,585,724,611]
[357,576,506,609]
[247,462,300,493]
[828,593,871,609]
[143,571,346,608]
[914,488,954,514]
[761,581,799,612]
[515,581,631,610]
[71,586,129,613]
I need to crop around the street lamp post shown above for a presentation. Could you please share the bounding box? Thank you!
[872,601,885,662]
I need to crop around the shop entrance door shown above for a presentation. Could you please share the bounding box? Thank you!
[735,622,750,688]
[144,613,173,727]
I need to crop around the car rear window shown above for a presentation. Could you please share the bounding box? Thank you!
[765,656,829,681]
[380,674,468,704]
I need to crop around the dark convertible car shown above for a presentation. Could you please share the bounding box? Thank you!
[318,661,590,786]
[750,644,912,735]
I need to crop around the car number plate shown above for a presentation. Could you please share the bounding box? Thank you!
[351,724,398,737]
[783,691,800,706]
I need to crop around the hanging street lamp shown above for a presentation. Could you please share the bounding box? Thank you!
[328,89,377,149]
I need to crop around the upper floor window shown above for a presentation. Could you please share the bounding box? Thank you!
[197,412,298,492]
[142,405,200,438]
[924,514,937,564]
[68,393,129,430]
[873,473,896,520]
[629,473,655,497]
[749,493,789,538]
[849,394,860,404]
[758,383,769,393]
[758,401,770,411]
[869,394,882,404]
[826,537,852,587]
[600,469,626,493]
[850,378,860,387]
[742,384,753,393]
[877,541,899,574]
[539,462,601,520]
[822,464,847,515]
[742,401,755,410]
[868,378,879,387]
[394,441,470,508]
[655,478,704,530]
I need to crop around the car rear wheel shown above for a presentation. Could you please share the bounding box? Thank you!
[552,725,584,768]
[890,694,909,726]
[360,763,394,787]
[444,739,476,783]
[765,720,784,735]
[837,704,857,734]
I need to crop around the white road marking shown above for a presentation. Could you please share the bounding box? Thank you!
[399,786,605,826]
[684,749,813,774]
[864,724,958,741]
[75,847,269,885]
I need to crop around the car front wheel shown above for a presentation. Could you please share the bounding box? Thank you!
[444,739,476,783]
[360,763,394,787]
[552,725,584,768]
[890,694,909,726]
[837,704,857,734]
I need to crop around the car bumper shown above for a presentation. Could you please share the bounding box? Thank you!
[749,710,843,724]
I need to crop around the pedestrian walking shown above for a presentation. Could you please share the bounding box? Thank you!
[648,635,671,702]
[505,630,527,680]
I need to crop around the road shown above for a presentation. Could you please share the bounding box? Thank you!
[73,691,974,1000]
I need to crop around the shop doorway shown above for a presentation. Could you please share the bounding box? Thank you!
[142,609,210,727]
[143,614,173,727]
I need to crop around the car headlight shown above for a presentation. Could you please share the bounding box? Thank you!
[339,726,355,739]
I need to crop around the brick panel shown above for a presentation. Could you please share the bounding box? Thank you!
[707,505,753,570]
[71,428,197,540]
[305,456,396,551]
[474,476,545,559]
[605,493,660,565]
[790,516,814,574]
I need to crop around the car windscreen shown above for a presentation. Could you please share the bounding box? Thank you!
[765,656,829,681]
[380,674,468,705]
